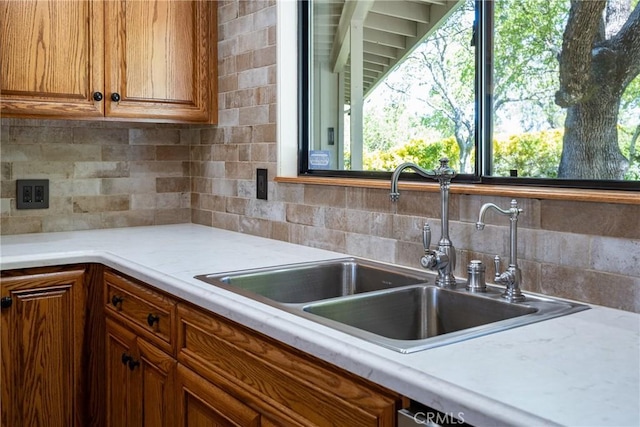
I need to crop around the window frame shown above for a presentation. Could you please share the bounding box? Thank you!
[297,0,639,192]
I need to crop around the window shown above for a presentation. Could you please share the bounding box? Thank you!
[299,0,640,190]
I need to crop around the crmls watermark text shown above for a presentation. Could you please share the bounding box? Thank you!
[413,411,465,425]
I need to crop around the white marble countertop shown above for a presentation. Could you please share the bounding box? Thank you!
[1,224,638,426]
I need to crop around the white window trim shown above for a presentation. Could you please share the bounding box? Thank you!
[276,0,298,177]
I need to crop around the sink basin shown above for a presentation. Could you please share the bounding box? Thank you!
[303,286,537,341]
[195,257,589,353]
[195,258,432,303]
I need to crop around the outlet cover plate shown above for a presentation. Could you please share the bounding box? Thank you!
[256,169,268,200]
[17,179,49,209]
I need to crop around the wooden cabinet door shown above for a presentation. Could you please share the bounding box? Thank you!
[138,338,177,427]
[105,317,140,427]
[106,317,177,427]
[176,364,261,427]
[104,0,217,123]
[0,269,85,427]
[0,0,104,118]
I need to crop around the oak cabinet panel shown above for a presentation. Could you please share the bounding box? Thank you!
[176,364,261,427]
[0,0,217,123]
[0,0,104,118]
[0,267,86,427]
[177,302,404,426]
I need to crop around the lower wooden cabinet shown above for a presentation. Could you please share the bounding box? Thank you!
[2,265,407,427]
[105,316,176,427]
[0,266,86,427]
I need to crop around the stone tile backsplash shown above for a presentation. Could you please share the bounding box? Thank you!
[1,0,638,313]
[1,119,193,234]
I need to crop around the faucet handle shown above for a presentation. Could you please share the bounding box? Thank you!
[493,255,502,279]
[423,223,431,252]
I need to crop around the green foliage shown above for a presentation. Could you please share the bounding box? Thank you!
[493,130,563,178]
[363,137,460,171]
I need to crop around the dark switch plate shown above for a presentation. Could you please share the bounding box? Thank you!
[17,179,49,209]
[256,168,268,200]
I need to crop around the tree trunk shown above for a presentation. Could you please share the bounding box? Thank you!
[559,90,629,179]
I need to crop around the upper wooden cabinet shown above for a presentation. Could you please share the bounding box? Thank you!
[0,0,217,124]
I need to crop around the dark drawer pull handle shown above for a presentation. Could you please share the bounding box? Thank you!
[93,91,103,101]
[111,92,121,102]
[128,359,140,371]
[121,352,133,365]
[147,313,160,327]
[111,295,123,307]
[1,297,12,309]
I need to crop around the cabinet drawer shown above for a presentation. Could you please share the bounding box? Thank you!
[177,303,402,427]
[105,270,177,354]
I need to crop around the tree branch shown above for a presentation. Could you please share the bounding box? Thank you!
[555,0,606,107]
[606,2,640,87]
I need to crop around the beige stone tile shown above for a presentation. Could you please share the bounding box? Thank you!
[130,161,188,177]
[42,213,102,232]
[252,125,275,143]
[239,216,272,239]
[155,208,190,225]
[215,172,241,193]
[191,177,212,194]
[212,211,240,231]
[192,209,213,227]
[103,177,155,195]
[287,204,324,226]
[591,236,640,277]
[253,45,276,68]
[9,126,72,144]
[1,162,11,180]
[371,212,393,238]
[73,195,129,213]
[218,109,239,127]
[156,145,190,161]
[275,183,304,203]
[74,161,129,179]
[519,228,591,269]
[270,221,290,241]
[395,240,424,269]
[247,199,285,221]
[347,187,395,213]
[200,127,226,145]
[541,200,640,239]
[129,128,181,145]
[218,74,238,93]
[345,233,396,264]
[73,127,127,145]
[199,194,226,212]
[156,177,190,193]
[540,264,639,312]
[1,216,42,234]
[239,105,269,125]
[304,185,346,208]
[229,126,252,144]
[1,144,43,162]
[226,197,249,215]
[101,210,154,228]
[212,144,239,162]
[102,145,155,161]
[13,161,74,179]
[225,161,252,179]
[289,224,346,253]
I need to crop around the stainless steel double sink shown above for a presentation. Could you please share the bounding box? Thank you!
[195,258,589,353]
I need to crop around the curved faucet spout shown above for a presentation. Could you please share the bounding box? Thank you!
[389,162,435,201]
